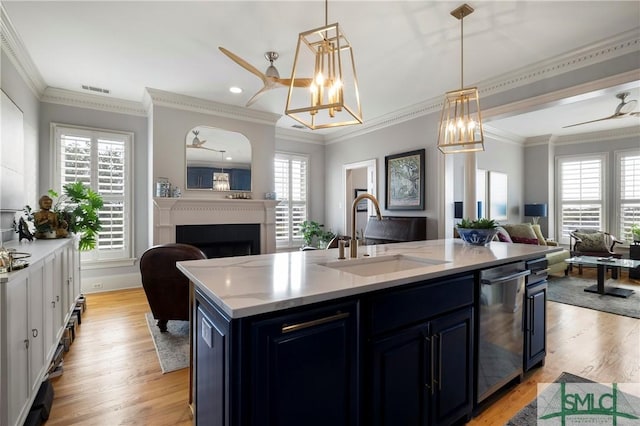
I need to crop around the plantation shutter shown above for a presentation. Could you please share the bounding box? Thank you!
[619,153,640,242]
[56,124,132,264]
[558,156,604,244]
[275,153,308,247]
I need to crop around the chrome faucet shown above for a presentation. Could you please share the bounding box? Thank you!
[351,193,382,258]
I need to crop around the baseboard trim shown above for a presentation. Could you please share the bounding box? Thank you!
[81,272,141,294]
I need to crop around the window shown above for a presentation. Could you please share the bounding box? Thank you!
[53,123,134,266]
[274,153,308,248]
[617,150,640,243]
[556,154,606,245]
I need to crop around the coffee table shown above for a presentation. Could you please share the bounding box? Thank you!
[565,256,639,298]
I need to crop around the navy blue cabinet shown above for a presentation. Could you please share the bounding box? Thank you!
[231,169,251,191]
[251,301,358,426]
[187,167,214,189]
[524,282,547,371]
[194,292,228,426]
[368,307,473,426]
[187,167,251,191]
[192,274,476,426]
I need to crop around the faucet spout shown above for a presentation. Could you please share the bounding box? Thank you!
[351,193,382,258]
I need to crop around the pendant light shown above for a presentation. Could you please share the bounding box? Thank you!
[437,3,484,154]
[285,0,362,130]
[213,150,230,192]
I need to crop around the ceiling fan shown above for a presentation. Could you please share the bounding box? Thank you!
[218,47,311,107]
[563,92,640,128]
[186,130,220,152]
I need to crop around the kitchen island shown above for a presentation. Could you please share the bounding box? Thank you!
[177,239,560,426]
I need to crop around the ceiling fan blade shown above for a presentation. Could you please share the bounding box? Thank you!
[219,47,266,83]
[246,85,273,107]
[278,78,314,88]
[562,115,617,128]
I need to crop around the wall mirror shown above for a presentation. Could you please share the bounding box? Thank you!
[185,126,252,191]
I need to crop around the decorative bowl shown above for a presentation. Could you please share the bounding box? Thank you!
[457,228,498,246]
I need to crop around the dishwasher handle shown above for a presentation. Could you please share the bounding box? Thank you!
[480,269,530,285]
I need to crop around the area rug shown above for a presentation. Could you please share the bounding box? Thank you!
[144,312,189,374]
[547,276,639,319]
[507,372,640,425]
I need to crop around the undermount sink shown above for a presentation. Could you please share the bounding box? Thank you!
[321,254,448,277]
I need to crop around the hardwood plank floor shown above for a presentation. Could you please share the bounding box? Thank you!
[47,269,639,425]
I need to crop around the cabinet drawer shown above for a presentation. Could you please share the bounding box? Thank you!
[367,274,474,336]
[526,257,548,285]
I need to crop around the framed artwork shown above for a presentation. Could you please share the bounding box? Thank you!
[385,149,425,210]
[354,188,368,212]
[489,171,508,221]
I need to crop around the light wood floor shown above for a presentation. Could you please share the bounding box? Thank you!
[47,269,639,426]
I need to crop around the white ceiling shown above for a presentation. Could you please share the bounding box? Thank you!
[3,1,640,139]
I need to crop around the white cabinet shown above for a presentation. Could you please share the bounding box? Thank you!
[0,238,80,426]
[5,272,29,425]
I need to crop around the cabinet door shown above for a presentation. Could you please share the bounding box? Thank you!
[7,274,30,425]
[194,298,227,426]
[430,307,474,426]
[251,301,358,426]
[43,253,58,359]
[370,322,430,426]
[524,283,547,371]
[28,261,46,395]
[52,250,64,335]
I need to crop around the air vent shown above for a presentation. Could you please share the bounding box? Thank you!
[291,124,305,129]
[81,85,110,94]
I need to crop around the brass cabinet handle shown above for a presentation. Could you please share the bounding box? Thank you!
[534,268,550,276]
[281,311,349,334]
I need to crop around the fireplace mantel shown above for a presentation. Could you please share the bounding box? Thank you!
[153,197,279,254]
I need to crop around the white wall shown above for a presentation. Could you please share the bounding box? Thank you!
[0,50,39,243]
[324,115,440,238]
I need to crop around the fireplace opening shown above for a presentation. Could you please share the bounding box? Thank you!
[176,224,260,258]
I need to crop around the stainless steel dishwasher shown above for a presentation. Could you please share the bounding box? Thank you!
[477,262,530,403]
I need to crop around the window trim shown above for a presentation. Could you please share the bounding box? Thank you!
[615,148,640,247]
[555,153,608,245]
[51,122,135,267]
[274,151,309,249]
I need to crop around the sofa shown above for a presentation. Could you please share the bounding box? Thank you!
[496,223,570,276]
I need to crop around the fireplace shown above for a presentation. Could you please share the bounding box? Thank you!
[152,198,279,254]
[176,224,260,258]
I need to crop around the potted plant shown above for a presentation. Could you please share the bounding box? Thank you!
[300,220,336,249]
[457,218,499,246]
[18,182,104,250]
[631,223,640,243]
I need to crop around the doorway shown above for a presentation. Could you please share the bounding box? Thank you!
[343,159,377,238]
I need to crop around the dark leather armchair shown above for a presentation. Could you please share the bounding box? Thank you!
[140,243,206,332]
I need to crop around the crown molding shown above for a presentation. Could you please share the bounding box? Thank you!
[553,125,640,146]
[0,5,46,97]
[145,88,281,126]
[41,87,147,116]
[482,126,526,146]
[325,30,640,144]
[275,127,325,145]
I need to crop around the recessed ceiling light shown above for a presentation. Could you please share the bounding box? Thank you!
[229,87,243,94]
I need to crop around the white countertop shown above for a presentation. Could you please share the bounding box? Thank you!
[0,237,74,282]
[178,239,562,319]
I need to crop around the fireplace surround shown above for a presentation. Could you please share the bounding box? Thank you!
[153,197,279,254]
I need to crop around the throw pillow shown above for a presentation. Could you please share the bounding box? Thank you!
[530,224,547,246]
[494,226,513,243]
[502,223,539,245]
[574,232,608,252]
